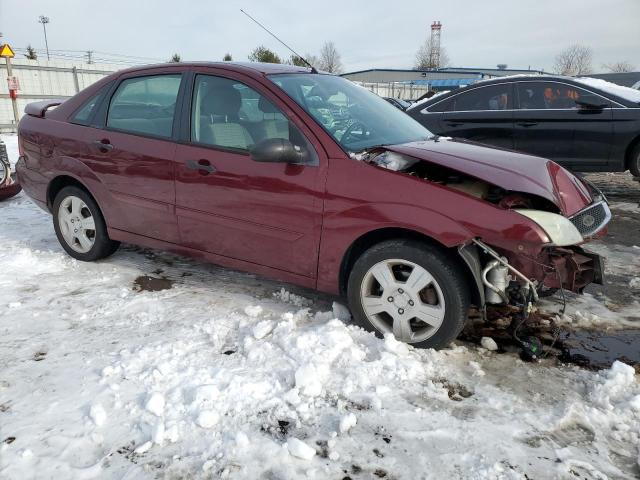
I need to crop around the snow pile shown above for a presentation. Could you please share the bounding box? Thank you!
[575,77,640,104]
[1,133,640,479]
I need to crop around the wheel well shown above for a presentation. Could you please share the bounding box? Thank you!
[47,175,90,210]
[338,228,479,305]
[625,135,640,170]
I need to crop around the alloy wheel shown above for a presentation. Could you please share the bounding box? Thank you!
[57,195,96,253]
[359,259,446,343]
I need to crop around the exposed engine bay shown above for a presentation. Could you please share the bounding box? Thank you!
[367,150,559,212]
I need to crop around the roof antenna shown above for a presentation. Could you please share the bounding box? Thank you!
[240,8,318,73]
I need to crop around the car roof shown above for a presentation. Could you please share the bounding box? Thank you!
[114,61,315,76]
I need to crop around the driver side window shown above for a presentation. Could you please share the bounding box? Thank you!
[190,74,317,164]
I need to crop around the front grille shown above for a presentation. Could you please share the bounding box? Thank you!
[569,201,611,237]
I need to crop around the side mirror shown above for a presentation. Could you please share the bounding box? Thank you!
[250,138,304,164]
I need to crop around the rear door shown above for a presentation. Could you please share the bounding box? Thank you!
[436,83,515,149]
[173,70,327,278]
[85,69,185,243]
[513,81,613,169]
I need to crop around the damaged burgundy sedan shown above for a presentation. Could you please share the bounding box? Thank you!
[16,62,609,349]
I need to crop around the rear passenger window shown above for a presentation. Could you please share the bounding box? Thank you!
[190,74,317,164]
[516,82,610,110]
[452,84,512,111]
[107,74,181,138]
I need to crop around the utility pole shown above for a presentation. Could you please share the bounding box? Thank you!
[1,42,19,127]
[86,50,93,64]
[38,16,50,60]
[5,57,19,125]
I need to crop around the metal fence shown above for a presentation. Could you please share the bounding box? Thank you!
[0,59,119,132]
[353,81,431,101]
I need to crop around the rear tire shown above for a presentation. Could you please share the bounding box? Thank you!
[629,144,640,178]
[53,186,119,261]
[347,239,470,350]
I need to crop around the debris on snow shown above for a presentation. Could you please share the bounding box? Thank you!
[89,403,107,426]
[145,392,165,417]
[244,305,263,317]
[253,320,274,339]
[331,301,351,321]
[287,438,316,460]
[480,337,499,351]
[152,420,165,445]
[295,364,324,397]
[339,413,357,434]
[134,441,153,454]
[196,410,220,428]
[273,288,311,306]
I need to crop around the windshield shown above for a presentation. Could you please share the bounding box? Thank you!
[269,74,433,152]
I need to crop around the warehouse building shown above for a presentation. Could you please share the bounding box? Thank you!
[341,66,545,91]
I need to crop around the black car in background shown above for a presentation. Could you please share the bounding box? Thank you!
[406,75,640,175]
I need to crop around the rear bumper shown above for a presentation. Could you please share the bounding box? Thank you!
[0,174,22,201]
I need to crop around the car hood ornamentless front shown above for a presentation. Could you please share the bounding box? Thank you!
[386,138,592,216]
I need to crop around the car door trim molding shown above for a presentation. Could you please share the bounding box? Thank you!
[175,205,304,241]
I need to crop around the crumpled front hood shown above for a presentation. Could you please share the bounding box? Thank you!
[386,138,592,216]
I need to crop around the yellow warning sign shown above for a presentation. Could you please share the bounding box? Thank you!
[0,44,16,58]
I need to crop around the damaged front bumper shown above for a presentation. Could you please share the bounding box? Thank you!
[459,238,605,311]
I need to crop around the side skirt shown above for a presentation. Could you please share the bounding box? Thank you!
[107,227,317,290]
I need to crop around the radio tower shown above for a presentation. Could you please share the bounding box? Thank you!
[429,21,442,68]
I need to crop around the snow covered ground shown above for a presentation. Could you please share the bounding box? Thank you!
[1,134,639,479]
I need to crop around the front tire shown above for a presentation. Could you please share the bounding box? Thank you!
[347,239,470,349]
[53,186,119,261]
[629,144,640,178]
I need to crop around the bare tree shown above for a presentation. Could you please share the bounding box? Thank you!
[603,61,635,73]
[554,45,593,76]
[414,38,450,69]
[287,53,318,69]
[306,53,319,69]
[318,42,342,73]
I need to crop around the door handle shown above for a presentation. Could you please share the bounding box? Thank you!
[186,159,217,175]
[93,139,113,152]
[516,121,538,127]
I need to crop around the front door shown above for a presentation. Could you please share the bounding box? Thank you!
[513,81,613,169]
[174,72,326,278]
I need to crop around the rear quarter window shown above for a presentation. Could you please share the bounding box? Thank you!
[70,84,111,126]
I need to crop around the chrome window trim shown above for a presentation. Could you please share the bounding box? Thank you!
[421,79,627,114]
